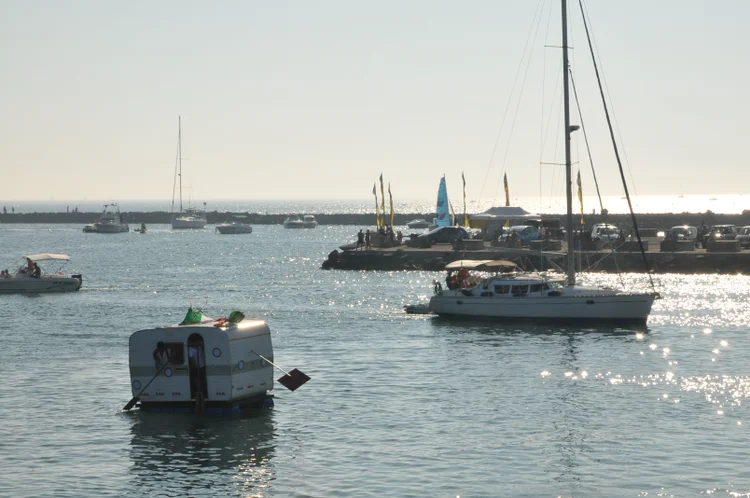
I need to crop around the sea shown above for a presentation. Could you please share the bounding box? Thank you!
[1,221,750,497]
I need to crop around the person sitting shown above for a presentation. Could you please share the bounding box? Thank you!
[32,262,41,278]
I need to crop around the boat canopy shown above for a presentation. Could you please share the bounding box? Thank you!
[24,253,71,262]
[444,259,518,272]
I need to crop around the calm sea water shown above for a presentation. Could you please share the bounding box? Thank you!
[1,224,750,497]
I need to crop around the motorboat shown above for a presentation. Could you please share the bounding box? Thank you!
[303,215,318,228]
[134,222,148,233]
[407,218,430,229]
[0,253,82,293]
[171,117,207,229]
[216,216,253,234]
[428,260,655,324]
[83,224,97,233]
[283,216,304,229]
[94,203,129,233]
[123,308,309,415]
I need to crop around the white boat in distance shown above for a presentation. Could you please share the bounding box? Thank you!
[94,203,129,233]
[428,1,659,324]
[0,254,82,293]
[216,216,253,234]
[283,216,304,229]
[303,215,318,228]
[171,117,206,229]
[407,218,430,229]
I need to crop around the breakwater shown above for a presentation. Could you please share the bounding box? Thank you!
[2,211,750,228]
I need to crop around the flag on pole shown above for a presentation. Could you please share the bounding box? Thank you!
[503,172,510,207]
[379,173,386,226]
[577,171,585,225]
[462,172,469,227]
[372,183,380,228]
[388,183,395,227]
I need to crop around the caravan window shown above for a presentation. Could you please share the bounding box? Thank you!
[529,284,544,293]
[164,342,185,364]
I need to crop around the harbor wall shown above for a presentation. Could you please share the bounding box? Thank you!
[2,211,750,228]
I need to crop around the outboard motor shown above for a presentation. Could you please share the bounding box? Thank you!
[72,274,83,290]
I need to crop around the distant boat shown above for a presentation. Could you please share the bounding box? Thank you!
[283,216,304,229]
[302,215,318,228]
[0,253,82,293]
[216,215,253,234]
[134,222,147,233]
[171,117,207,230]
[82,224,97,233]
[94,203,129,233]
[407,218,430,229]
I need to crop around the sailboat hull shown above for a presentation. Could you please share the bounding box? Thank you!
[172,216,206,229]
[429,292,656,324]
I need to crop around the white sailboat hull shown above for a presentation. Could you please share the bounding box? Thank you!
[429,290,656,323]
[172,216,206,229]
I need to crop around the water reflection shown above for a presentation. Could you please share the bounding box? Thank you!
[429,316,649,337]
[127,411,275,496]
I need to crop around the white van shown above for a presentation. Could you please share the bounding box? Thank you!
[590,223,620,242]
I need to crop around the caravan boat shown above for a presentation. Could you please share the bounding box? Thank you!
[127,309,275,415]
[0,253,82,293]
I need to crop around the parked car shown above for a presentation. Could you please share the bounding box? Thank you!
[499,225,542,246]
[701,224,738,247]
[590,223,621,242]
[418,226,469,244]
[736,226,750,248]
[666,225,698,243]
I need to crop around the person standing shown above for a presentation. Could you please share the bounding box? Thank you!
[357,229,364,250]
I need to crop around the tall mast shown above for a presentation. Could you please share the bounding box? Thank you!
[561,0,576,286]
[178,116,183,213]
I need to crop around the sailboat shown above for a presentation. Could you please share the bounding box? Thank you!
[171,117,207,229]
[428,175,453,230]
[428,0,659,324]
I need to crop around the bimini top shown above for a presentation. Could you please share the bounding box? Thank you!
[24,253,71,262]
[444,259,518,272]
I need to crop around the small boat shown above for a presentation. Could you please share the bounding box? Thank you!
[94,203,129,233]
[302,215,318,228]
[82,224,97,233]
[283,216,305,229]
[0,253,82,294]
[216,219,253,234]
[123,308,309,415]
[134,222,148,233]
[407,218,430,229]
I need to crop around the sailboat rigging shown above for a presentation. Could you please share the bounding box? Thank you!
[171,116,207,229]
[427,0,659,324]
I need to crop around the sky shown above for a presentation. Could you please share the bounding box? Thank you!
[1,0,748,205]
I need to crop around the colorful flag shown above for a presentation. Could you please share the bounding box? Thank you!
[372,182,380,228]
[462,172,469,227]
[577,171,585,225]
[379,173,386,226]
[503,172,510,207]
[388,183,395,227]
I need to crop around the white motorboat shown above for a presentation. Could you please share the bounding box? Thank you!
[428,2,659,324]
[407,218,430,229]
[123,308,309,415]
[0,253,82,294]
[94,203,129,233]
[283,216,304,229]
[171,117,207,229]
[83,224,97,233]
[216,216,253,234]
[302,215,318,228]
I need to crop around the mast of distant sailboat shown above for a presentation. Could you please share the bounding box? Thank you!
[561,0,576,286]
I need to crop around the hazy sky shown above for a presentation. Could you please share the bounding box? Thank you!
[1,1,748,204]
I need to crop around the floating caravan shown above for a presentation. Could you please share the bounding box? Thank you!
[126,308,309,415]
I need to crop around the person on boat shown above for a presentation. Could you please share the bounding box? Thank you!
[188,341,207,398]
[153,341,171,369]
[365,229,371,249]
[32,262,41,278]
[357,229,365,250]
[25,257,34,274]
[457,268,470,288]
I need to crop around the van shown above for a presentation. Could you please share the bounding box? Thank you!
[590,223,620,242]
